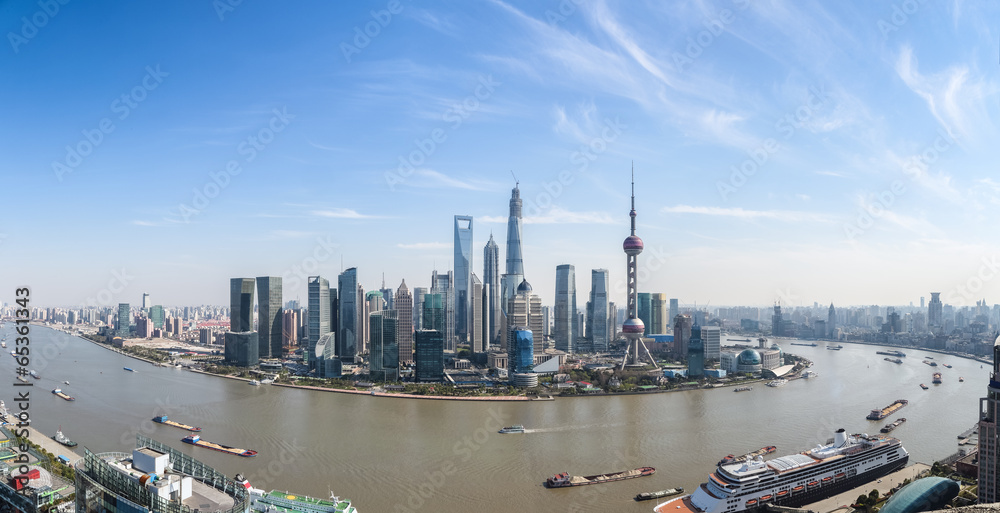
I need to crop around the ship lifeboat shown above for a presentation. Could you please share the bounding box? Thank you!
[777,490,789,496]
[792,486,804,492]
[808,481,820,486]
[746,499,757,506]
[760,495,773,501]
[835,473,845,478]
[822,477,832,482]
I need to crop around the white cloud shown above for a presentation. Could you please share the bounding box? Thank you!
[311,209,381,219]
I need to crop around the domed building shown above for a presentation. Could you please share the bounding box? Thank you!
[721,348,763,374]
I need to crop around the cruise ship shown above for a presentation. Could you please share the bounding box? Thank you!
[653,429,908,513]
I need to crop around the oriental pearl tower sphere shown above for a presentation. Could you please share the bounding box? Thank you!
[620,167,656,369]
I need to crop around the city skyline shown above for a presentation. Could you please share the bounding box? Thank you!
[4,2,1000,309]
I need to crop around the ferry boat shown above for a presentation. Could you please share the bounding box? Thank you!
[53,428,78,447]
[920,384,928,390]
[499,425,526,434]
[733,386,752,392]
[801,371,818,379]
[718,446,777,466]
[866,399,907,420]
[51,388,76,401]
[29,370,39,379]
[546,466,655,487]
[880,418,906,433]
[932,372,942,385]
[123,367,137,372]
[636,487,684,501]
[240,475,357,513]
[766,379,787,388]
[181,435,257,457]
[653,429,909,513]
[152,415,202,432]
[248,380,260,386]
[826,345,843,350]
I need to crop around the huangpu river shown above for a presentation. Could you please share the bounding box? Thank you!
[4,325,986,512]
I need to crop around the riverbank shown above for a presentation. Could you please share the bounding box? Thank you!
[770,336,992,365]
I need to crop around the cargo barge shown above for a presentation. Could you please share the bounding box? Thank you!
[181,435,257,457]
[636,487,684,501]
[546,466,655,487]
[866,399,907,420]
[881,418,906,433]
[152,415,202,432]
[932,372,942,385]
[883,358,902,364]
[51,388,75,401]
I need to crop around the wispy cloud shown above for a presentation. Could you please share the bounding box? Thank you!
[397,242,450,250]
[131,220,160,227]
[311,208,383,219]
[480,206,616,225]
[662,205,833,223]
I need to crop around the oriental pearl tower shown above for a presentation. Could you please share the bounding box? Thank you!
[620,167,659,370]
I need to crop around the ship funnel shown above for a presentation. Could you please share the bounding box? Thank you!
[834,428,847,447]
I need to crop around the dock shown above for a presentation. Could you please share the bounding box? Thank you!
[802,462,930,513]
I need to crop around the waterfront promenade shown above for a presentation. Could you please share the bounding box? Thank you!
[802,462,930,513]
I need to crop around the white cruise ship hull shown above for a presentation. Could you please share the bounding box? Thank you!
[654,432,909,513]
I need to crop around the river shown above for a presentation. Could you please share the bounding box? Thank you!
[2,325,985,512]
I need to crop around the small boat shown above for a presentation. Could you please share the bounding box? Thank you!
[746,499,758,506]
[733,386,752,392]
[792,486,804,491]
[16,376,28,383]
[826,345,843,350]
[545,467,655,487]
[635,487,684,501]
[932,372,942,384]
[943,364,952,368]
[960,377,965,382]
[29,370,39,379]
[181,435,257,457]
[807,481,820,486]
[63,381,70,385]
[920,383,928,390]
[152,415,202,432]
[822,476,832,482]
[801,370,818,379]
[760,494,773,501]
[499,425,525,434]
[123,367,136,372]
[53,428,78,447]
[0,341,6,348]
[777,490,788,496]
[248,380,260,386]
[766,379,787,387]
[881,418,906,433]
[51,388,76,401]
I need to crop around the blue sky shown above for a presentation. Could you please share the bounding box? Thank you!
[2,1,999,310]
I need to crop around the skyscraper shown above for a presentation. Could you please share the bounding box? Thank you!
[141,292,150,310]
[637,292,652,337]
[307,276,330,369]
[771,303,783,337]
[116,303,131,337]
[507,327,534,376]
[701,325,721,361]
[369,310,399,382]
[229,278,255,332]
[979,336,1000,503]
[483,234,501,346]
[500,184,525,335]
[471,273,484,354]
[650,293,667,334]
[621,170,656,369]
[423,293,446,333]
[589,269,610,352]
[506,280,543,354]
[669,298,679,325]
[688,324,704,377]
[413,287,427,336]
[256,276,283,359]
[431,270,456,351]
[554,264,577,353]
[828,303,836,339]
[225,331,259,367]
[454,215,473,341]
[928,292,943,331]
[395,280,414,364]
[338,268,358,361]
[415,329,444,382]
